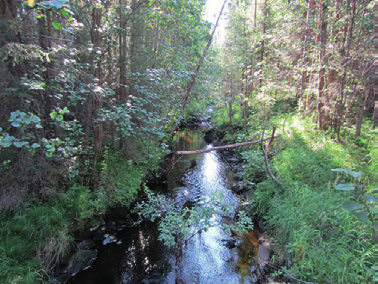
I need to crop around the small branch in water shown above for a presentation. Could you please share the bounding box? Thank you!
[261,125,282,187]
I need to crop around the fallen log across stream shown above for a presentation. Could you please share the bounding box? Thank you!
[165,126,282,188]
[175,137,271,155]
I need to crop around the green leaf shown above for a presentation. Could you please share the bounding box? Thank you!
[31,115,41,123]
[342,201,362,211]
[355,210,369,223]
[0,136,15,147]
[11,122,21,128]
[50,111,58,119]
[364,193,375,204]
[56,115,64,122]
[349,171,361,178]
[335,184,354,191]
[40,0,69,10]
[13,141,29,148]
[52,22,62,30]
[31,143,40,148]
[331,168,361,178]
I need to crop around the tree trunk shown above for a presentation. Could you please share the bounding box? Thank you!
[93,5,104,154]
[37,9,55,137]
[84,3,104,153]
[355,87,372,136]
[373,100,378,130]
[336,0,356,140]
[174,137,272,155]
[229,76,233,125]
[317,0,329,130]
[181,0,227,112]
[119,0,129,104]
[260,0,267,84]
[300,0,315,112]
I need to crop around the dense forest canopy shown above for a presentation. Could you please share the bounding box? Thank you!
[0,0,375,283]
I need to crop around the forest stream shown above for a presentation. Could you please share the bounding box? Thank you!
[66,126,270,284]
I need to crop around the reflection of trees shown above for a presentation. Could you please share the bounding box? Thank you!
[120,226,172,283]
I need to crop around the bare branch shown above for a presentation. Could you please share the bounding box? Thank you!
[261,125,282,187]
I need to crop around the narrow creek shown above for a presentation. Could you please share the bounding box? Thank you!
[67,126,269,283]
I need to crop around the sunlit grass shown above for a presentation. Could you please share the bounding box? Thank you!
[237,114,375,283]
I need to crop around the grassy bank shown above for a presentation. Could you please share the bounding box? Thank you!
[221,115,375,283]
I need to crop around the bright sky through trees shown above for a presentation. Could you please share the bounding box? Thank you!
[204,0,227,42]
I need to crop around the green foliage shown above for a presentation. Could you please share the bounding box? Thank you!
[268,185,373,283]
[331,169,375,227]
[134,189,215,246]
[97,151,145,209]
[274,137,339,188]
[241,149,267,184]
[243,117,375,283]
[0,204,71,282]
[64,185,95,224]
[134,189,253,246]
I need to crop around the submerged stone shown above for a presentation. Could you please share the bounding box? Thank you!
[56,249,97,279]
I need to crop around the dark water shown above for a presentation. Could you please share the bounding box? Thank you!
[68,128,264,283]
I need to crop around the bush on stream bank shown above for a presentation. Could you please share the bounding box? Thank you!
[219,115,375,283]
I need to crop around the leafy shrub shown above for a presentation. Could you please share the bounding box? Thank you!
[65,185,95,224]
[241,149,267,184]
[98,151,145,209]
[134,189,253,246]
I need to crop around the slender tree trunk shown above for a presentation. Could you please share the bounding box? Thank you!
[37,9,55,137]
[355,87,372,136]
[181,0,227,112]
[300,0,315,112]
[373,99,378,130]
[242,16,249,134]
[229,76,233,125]
[119,0,129,104]
[93,5,104,154]
[84,2,104,153]
[254,0,257,29]
[260,0,267,84]
[374,2,378,129]
[336,0,356,140]
[317,0,329,130]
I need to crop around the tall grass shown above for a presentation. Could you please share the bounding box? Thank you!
[0,205,71,283]
[240,115,375,283]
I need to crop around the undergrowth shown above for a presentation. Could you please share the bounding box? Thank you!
[237,115,375,283]
[0,204,71,283]
[0,147,152,283]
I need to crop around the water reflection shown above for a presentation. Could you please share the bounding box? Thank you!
[68,129,258,284]
[175,145,245,283]
[202,146,219,183]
